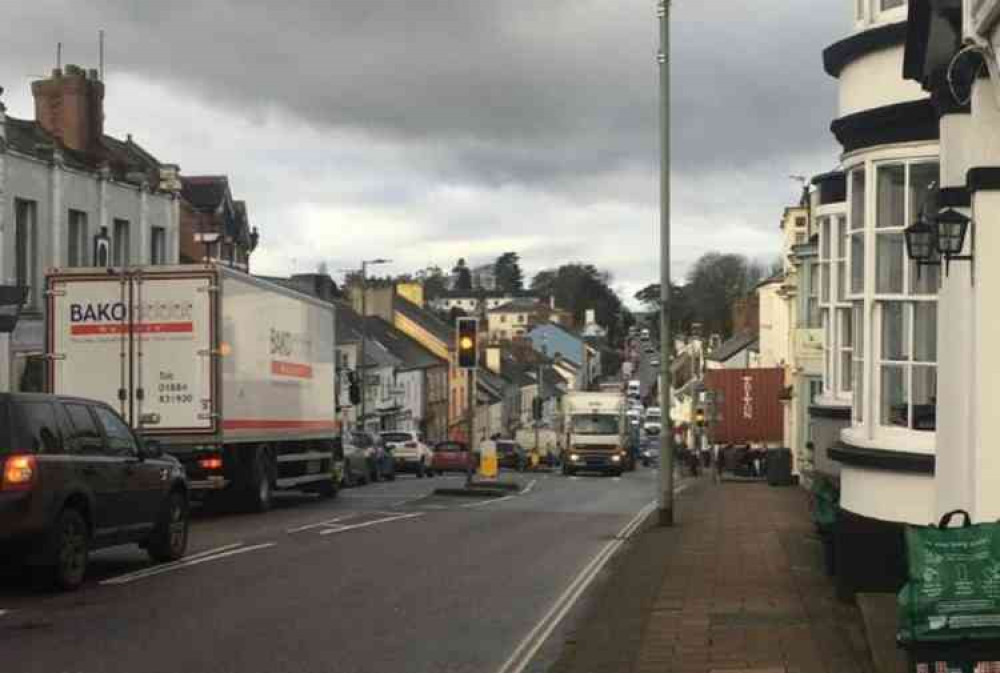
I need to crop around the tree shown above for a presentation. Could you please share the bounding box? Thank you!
[452,258,472,291]
[633,282,693,338]
[494,252,524,293]
[418,265,448,301]
[684,252,762,338]
[531,263,629,347]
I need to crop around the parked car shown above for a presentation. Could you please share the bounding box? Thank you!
[0,393,189,590]
[381,431,433,478]
[495,440,527,471]
[342,431,395,485]
[431,441,477,474]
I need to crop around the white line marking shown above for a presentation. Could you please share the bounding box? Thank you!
[521,479,538,495]
[319,512,423,536]
[101,543,276,586]
[287,514,359,534]
[496,502,656,673]
[675,483,689,495]
[461,495,515,508]
[96,543,245,584]
[342,494,421,499]
[0,610,8,618]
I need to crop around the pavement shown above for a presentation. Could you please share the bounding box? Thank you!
[548,475,876,673]
[0,466,661,673]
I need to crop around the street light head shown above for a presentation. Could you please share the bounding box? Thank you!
[934,208,971,257]
[904,214,937,263]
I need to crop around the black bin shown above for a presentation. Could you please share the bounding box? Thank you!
[766,448,793,486]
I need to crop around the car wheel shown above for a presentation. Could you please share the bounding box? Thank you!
[49,508,89,591]
[562,465,574,476]
[148,491,189,563]
[417,460,425,479]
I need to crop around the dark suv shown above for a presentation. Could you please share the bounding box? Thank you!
[0,393,189,590]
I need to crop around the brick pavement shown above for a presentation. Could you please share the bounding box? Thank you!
[632,477,874,673]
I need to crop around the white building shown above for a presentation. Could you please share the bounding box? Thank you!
[817,0,941,598]
[0,66,181,392]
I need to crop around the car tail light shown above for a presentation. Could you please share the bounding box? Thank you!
[198,456,224,471]
[2,454,37,491]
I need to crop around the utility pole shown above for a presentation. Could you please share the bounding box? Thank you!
[657,0,675,526]
[359,258,390,434]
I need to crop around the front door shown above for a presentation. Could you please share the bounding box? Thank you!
[61,402,125,543]
[92,405,162,538]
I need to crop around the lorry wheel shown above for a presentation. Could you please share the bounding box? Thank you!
[148,491,189,562]
[244,449,275,512]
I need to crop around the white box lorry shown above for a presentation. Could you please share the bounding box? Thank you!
[561,391,629,476]
[45,264,338,511]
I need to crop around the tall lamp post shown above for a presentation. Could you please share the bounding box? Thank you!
[358,258,391,433]
[657,0,675,526]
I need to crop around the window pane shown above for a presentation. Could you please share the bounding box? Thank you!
[851,233,865,294]
[881,302,909,361]
[840,307,854,348]
[820,263,830,302]
[838,216,848,258]
[837,261,847,302]
[113,219,130,266]
[882,0,904,10]
[909,162,939,224]
[853,359,865,423]
[876,165,905,229]
[912,365,937,431]
[876,233,904,294]
[909,255,939,295]
[853,302,865,352]
[841,351,853,392]
[881,365,908,427]
[913,302,937,362]
[851,169,866,231]
[820,217,830,259]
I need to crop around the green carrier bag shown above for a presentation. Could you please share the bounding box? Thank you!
[898,510,1000,644]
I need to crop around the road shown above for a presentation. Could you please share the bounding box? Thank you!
[0,467,661,673]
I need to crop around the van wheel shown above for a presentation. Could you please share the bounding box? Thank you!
[49,508,89,591]
[148,491,189,562]
[315,477,338,500]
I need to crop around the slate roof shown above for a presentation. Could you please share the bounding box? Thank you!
[181,176,229,211]
[363,317,447,372]
[5,116,163,186]
[705,331,759,363]
[393,295,453,345]
[487,298,544,314]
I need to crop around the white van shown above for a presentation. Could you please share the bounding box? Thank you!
[627,379,641,398]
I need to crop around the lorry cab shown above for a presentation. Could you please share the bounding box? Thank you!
[562,392,628,476]
[626,380,641,399]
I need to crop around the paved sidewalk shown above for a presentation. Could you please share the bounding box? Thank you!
[548,475,874,673]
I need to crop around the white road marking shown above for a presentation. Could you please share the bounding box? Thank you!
[95,542,245,585]
[319,512,423,536]
[612,477,621,482]
[0,610,8,618]
[569,476,580,481]
[287,514,359,534]
[461,495,515,508]
[675,483,689,495]
[495,502,656,673]
[101,543,276,586]
[521,479,538,494]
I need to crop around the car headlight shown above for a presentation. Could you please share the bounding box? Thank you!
[570,453,580,462]
[611,454,622,463]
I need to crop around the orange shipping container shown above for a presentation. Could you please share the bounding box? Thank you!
[703,368,784,445]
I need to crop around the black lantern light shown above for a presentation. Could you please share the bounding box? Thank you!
[904,213,937,264]
[935,208,971,257]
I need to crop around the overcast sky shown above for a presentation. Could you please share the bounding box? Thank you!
[1,1,848,306]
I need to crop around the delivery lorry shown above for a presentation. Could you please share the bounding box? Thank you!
[45,264,338,511]
[561,391,629,476]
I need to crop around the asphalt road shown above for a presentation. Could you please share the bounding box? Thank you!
[0,467,660,673]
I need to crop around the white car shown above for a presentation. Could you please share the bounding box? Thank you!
[380,431,434,478]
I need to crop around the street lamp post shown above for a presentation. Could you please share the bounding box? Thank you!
[359,258,391,434]
[657,0,675,526]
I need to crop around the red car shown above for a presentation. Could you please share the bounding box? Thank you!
[431,441,478,474]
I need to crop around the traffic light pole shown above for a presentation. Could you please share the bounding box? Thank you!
[467,367,476,485]
[657,0,675,527]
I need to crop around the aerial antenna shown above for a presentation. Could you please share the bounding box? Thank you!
[99,29,105,80]
[57,42,62,70]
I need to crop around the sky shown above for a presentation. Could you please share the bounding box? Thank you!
[0,1,848,307]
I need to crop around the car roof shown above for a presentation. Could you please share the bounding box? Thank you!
[0,392,111,406]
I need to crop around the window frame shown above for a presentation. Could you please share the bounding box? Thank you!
[112,218,131,267]
[68,209,89,267]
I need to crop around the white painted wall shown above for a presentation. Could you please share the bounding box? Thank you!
[840,465,935,525]
[757,281,790,367]
[838,45,927,118]
[397,368,424,433]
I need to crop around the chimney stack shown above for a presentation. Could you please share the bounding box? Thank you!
[31,64,105,156]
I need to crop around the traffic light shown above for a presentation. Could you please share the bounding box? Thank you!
[348,371,361,405]
[532,396,543,421]
[695,408,705,427]
[456,317,478,369]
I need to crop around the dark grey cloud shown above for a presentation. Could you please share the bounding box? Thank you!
[0,1,852,301]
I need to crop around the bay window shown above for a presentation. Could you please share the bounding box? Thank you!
[818,208,852,399]
[847,159,938,436]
